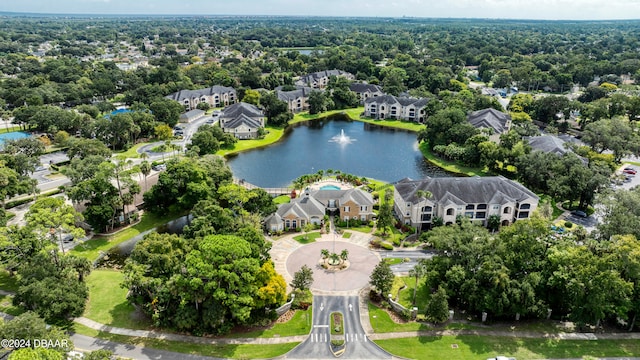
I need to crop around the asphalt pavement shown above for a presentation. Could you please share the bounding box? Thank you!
[284,295,391,360]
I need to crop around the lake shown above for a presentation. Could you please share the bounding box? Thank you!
[226,117,453,188]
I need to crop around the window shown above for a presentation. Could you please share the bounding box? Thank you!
[344,206,350,212]
[421,214,432,221]
[520,203,531,210]
[446,208,454,216]
[421,206,432,212]
[476,212,486,219]
[292,220,297,228]
[503,207,511,214]
[465,211,474,218]
[518,211,530,218]
[360,206,367,211]
[477,204,487,210]
[492,205,500,210]
[466,204,475,210]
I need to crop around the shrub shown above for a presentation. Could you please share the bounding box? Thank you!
[370,238,382,248]
[564,221,573,228]
[392,238,401,246]
[381,242,394,250]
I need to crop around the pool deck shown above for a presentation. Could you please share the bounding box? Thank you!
[308,179,354,191]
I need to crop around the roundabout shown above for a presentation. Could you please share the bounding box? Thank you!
[285,238,379,293]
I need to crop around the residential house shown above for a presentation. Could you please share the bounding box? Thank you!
[276,86,314,113]
[349,83,384,104]
[364,95,429,122]
[179,109,205,123]
[219,102,265,139]
[393,176,539,230]
[295,69,355,89]
[165,85,237,111]
[467,108,512,142]
[526,134,588,163]
[265,188,375,232]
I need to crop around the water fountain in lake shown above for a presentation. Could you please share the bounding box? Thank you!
[329,129,356,144]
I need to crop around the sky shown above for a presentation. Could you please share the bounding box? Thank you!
[1,0,640,20]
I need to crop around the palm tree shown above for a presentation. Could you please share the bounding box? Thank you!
[140,160,151,191]
[321,249,330,259]
[408,260,428,305]
[329,252,340,265]
[340,249,349,263]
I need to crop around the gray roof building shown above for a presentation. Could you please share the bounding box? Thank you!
[467,108,512,135]
[527,135,572,156]
[166,85,237,110]
[394,176,539,229]
[219,102,264,139]
[364,95,429,122]
[295,69,355,88]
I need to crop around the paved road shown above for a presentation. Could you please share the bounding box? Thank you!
[71,333,224,360]
[138,115,216,159]
[285,295,391,360]
[379,250,434,274]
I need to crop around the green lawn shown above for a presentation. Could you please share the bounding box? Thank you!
[0,294,25,316]
[83,269,151,330]
[274,195,291,204]
[374,336,640,360]
[70,211,182,261]
[293,231,322,244]
[340,225,372,234]
[396,276,430,311]
[0,270,20,292]
[228,307,312,339]
[113,142,149,160]
[368,302,427,333]
[419,142,490,177]
[217,126,285,156]
[0,125,22,134]
[290,108,364,125]
[341,231,352,239]
[356,117,425,132]
[71,323,299,359]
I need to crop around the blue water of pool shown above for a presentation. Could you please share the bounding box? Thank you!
[320,185,341,191]
[0,131,30,145]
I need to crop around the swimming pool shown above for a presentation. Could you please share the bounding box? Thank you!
[0,131,30,145]
[320,184,341,191]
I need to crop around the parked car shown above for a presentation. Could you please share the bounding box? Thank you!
[152,164,167,171]
[623,169,637,175]
[571,210,588,218]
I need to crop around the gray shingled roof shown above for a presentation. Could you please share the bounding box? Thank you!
[467,108,511,134]
[297,69,353,84]
[222,113,262,129]
[365,94,428,107]
[180,109,205,119]
[310,188,374,207]
[527,135,571,156]
[276,194,326,219]
[395,176,538,206]
[221,102,263,119]
[349,83,383,93]
[276,86,314,102]
[166,85,235,101]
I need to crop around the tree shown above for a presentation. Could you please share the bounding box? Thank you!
[66,138,111,160]
[377,194,394,236]
[340,249,349,262]
[149,97,184,127]
[154,123,173,140]
[242,89,261,105]
[308,90,333,115]
[188,129,220,155]
[140,160,151,190]
[291,264,314,291]
[260,91,292,126]
[24,197,85,254]
[0,312,72,354]
[370,260,394,297]
[409,260,428,305]
[425,286,449,323]
[380,67,407,96]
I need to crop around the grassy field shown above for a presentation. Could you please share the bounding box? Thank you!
[71,323,300,359]
[70,211,182,261]
[290,108,363,125]
[374,336,640,360]
[293,231,322,244]
[368,302,427,333]
[356,117,425,132]
[419,142,490,177]
[217,126,285,156]
[0,270,20,292]
[274,195,291,204]
[83,269,151,330]
[228,307,312,339]
[0,125,22,134]
[113,142,149,160]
